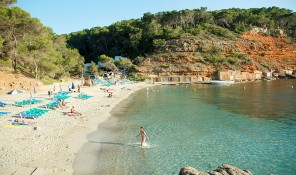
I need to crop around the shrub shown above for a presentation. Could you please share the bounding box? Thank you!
[260,62,269,67]
[41,76,55,85]
[0,60,11,68]
[204,54,225,63]
[128,73,147,82]
[177,53,187,58]
[227,57,237,64]
[194,52,202,57]
[162,53,171,58]
[232,53,250,61]
[160,64,169,68]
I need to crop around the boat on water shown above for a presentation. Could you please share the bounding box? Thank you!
[210,80,235,85]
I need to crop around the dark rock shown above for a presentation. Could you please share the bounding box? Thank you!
[179,166,207,175]
[213,164,252,175]
[179,165,252,175]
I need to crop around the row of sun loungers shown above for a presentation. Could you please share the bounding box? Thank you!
[54,95,71,100]
[118,79,134,84]
[1,91,92,121]
[14,98,43,107]
[44,101,59,109]
[94,80,114,86]
[20,108,50,119]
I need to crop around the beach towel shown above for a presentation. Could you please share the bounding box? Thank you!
[12,122,29,126]
[66,113,74,116]
[4,125,22,128]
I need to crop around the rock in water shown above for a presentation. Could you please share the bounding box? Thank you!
[179,166,208,175]
[179,164,252,175]
[210,164,252,175]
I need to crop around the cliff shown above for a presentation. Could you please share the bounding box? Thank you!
[136,31,296,78]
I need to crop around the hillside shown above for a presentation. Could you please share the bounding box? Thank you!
[0,68,42,95]
[136,31,296,78]
[238,32,296,68]
[1,5,296,83]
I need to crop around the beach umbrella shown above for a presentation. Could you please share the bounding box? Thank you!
[71,82,75,89]
[6,89,25,95]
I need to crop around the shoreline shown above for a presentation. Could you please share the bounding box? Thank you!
[73,88,141,174]
[0,80,156,174]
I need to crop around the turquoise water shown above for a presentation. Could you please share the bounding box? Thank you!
[75,80,296,175]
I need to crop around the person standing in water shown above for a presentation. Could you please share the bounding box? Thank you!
[138,126,149,146]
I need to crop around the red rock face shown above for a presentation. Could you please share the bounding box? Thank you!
[237,32,296,69]
[137,33,296,77]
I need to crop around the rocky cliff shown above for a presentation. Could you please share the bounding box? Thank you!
[137,31,296,78]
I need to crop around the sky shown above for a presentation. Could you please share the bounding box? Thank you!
[16,0,296,35]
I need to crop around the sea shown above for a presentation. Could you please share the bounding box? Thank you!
[74,79,296,175]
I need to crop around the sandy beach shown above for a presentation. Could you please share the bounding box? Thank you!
[0,80,155,175]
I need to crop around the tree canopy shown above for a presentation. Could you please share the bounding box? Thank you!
[0,0,17,7]
[66,7,296,64]
[0,4,84,81]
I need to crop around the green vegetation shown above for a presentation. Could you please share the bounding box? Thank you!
[0,0,84,80]
[227,57,237,64]
[204,54,225,63]
[88,61,98,76]
[128,73,147,82]
[261,62,270,67]
[98,54,118,72]
[160,64,169,68]
[177,53,187,58]
[66,6,296,65]
[114,57,133,70]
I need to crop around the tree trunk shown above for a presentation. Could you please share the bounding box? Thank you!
[12,34,17,72]
[33,58,38,79]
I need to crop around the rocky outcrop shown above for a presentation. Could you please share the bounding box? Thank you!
[237,32,296,69]
[179,166,208,175]
[179,164,252,175]
[137,32,296,77]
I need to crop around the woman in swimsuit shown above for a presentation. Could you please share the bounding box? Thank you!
[138,126,149,146]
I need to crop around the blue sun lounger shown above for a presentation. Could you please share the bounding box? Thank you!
[0,111,11,117]
[0,101,10,107]
[78,94,93,99]
[54,95,70,100]
[58,91,71,95]
[20,108,50,119]
[30,98,43,104]
[44,101,59,109]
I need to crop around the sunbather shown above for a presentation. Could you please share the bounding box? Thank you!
[59,100,67,108]
[70,106,81,116]
[12,118,35,125]
[108,92,113,98]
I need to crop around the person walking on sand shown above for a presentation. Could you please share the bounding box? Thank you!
[137,126,149,146]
